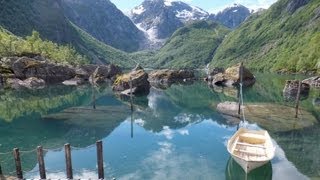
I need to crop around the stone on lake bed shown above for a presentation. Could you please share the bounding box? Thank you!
[43,106,130,127]
[216,101,317,132]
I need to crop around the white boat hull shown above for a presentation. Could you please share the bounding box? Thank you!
[231,154,269,173]
[227,128,275,173]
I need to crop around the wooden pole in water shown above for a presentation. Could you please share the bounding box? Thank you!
[130,76,134,138]
[64,144,73,179]
[37,146,46,179]
[295,81,302,118]
[238,62,243,116]
[13,148,23,179]
[0,163,2,176]
[96,141,104,180]
[130,76,133,112]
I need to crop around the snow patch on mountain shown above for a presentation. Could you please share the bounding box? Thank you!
[132,5,145,15]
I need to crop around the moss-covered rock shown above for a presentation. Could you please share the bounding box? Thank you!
[113,69,150,95]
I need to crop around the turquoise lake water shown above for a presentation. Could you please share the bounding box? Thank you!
[0,73,319,179]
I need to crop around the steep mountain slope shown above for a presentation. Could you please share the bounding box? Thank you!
[211,0,320,73]
[61,0,146,52]
[0,0,133,67]
[136,21,230,69]
[208,4,251,29]
[130,0,209,46]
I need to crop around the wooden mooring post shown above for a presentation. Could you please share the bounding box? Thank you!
[96,141,104,179]
[13,148,23,179]
[0,163,2,176]
[295,81,302,118]
[64,144,73,179]
[238,62,244,116]
[37,146,46,179]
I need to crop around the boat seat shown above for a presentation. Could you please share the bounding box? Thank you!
[239,133,266,144]
[234,148,266,156]
[236,142,266,149]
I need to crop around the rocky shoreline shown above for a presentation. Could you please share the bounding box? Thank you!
[1,56,319,97]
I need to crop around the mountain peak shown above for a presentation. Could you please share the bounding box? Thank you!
[130,0,209,48]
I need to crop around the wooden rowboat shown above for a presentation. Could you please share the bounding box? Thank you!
[227,128,275,173]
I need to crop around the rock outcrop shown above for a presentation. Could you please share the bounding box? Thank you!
[11,57,76,83]
[209,64,255,87]
[89,64,122,84]
[6,77,45,89]
[302,76,320,88]
[149,69,195,83]
[112,68,150,95]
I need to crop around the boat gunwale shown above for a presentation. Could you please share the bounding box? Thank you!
[227,128,275,162]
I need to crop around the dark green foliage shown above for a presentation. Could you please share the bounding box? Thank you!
[0,0,133,67]
[211,0,320,74]
[135,21,230,69]
[0,28,88,65]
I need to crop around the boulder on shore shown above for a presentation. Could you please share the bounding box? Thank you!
[6,77,45,89]
[210,64,255,87]
[11,57,76,83]
[75,64,98,80]
[112,68,150,95]
[302,76,320,88]
[283,80,310,101]
[148,69,195,84]
[89,64,121,84]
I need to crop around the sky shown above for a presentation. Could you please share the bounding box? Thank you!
[110,0,278,14]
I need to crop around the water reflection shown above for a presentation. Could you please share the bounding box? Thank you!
[0,73,319,179]
[225,158,272,180]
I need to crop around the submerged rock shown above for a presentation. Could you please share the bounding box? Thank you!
[210,64,255,87]
[302,76,320,88]
[216,101,317,132]
[113,68,150,95]
[283,80,310,101]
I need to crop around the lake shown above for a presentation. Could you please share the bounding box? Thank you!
[0,73,319,179]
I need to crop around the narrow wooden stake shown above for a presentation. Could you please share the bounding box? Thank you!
[64,144,73,179]
[130,76,133,112]
[92,75,96,110]
[131,112,134,138]
[96,141,104,180]
[13,148,23,179]
[37,146,46,179]
[295,81,302,118]
[0,163,3,175]
[238,62,243,116]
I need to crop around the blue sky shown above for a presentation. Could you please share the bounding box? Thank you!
[110,0,278,14]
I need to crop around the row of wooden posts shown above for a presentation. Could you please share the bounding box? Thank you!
[0,141,105,179]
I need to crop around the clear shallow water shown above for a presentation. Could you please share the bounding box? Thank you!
[0,73,319,179]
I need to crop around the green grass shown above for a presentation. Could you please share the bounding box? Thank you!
[210,0,320,74]
[0,0,133,67]
[134,21,230,69]
[0,27,88,65]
